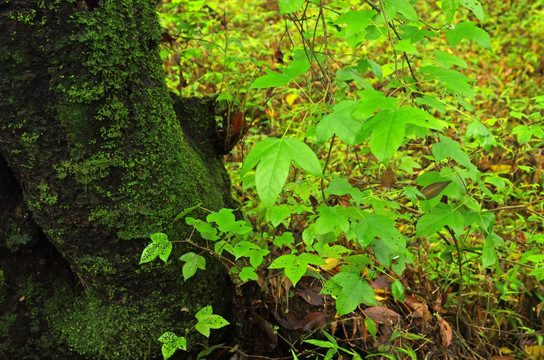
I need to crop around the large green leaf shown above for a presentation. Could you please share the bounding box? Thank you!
[278,0,305,14]
[446,22,492,51]
[243,138,321,207]
[361,107,444,162]
[330,272,376,315]
[316,100,361,144]
[365,110,406,163]
[416,203,464,237]
[421,66,475,98]
[357,214,404,250]
[385,0,418,22]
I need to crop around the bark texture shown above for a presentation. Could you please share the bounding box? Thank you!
[0,0,235,358]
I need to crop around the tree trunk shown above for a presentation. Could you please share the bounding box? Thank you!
[0,1,235,358]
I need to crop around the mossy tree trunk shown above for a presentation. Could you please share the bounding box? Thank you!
[0,1,235,358]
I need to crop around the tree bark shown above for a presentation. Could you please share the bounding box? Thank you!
[0,1,235,358]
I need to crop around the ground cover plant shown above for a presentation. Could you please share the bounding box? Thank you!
[151,0,544,359]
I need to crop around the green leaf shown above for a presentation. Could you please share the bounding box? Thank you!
[421,66,475,98]
[326,176,363,205]
[362,107,444,163]
[353,89,397,120]
[432,135,473,168]
[357,214,404,250]
[266,205,291,227]
[331,272,376,315]
[357,58,383,80]
[442,0,458,25]
[231,241,260,260]
[278,0,305,14]
[391,279,405,302]
[195,306,230,338]
[434,49,468,69]
[239,266,258,281]
[242,138,321,207]
[250,69,291,89]
[269,252,325,287]
[482,232,503,268]
[363,110,406,163]
[416,203,464,237]
[273,232,295,249]
[394,39,419,55]
[140,233,172,265]
[458,0,484,22]
[172,202,201,223]
[207,208,252,234]
[316,100,362,144]
[385,0,418,22]
[446,22,492,51]
[179,252,206,281]
[158,332,186,360]
[140,242,160,265]
[315,205,350,235]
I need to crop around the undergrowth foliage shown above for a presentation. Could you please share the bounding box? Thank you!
[144,0,544,358]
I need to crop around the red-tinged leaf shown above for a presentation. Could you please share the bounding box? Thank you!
[300,311,327,331]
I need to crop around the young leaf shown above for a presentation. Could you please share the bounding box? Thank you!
[195,306,230,338]
[179,252,206,281]
[239,266,258,281]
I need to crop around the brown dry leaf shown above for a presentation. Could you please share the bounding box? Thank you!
[381,167,395,189]
[337,194,351,208]
[437,315,452,347]
[404,294,431,321]
[370,276,392,291]
[297,289,324,306]
[492,356,515,360]
[362,306,402,325]
[300,311,327,331]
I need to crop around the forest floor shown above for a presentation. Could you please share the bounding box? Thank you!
[160,1,544,359]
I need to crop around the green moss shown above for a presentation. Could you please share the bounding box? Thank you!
[76,255,116,276]
[53,293,176,360]
[3,220,32,252]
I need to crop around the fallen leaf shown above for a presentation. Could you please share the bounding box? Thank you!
[320,257,341,271]
[362,306,402,325]
[403,294,431,321]
[300,311,326,331]
[297,289,324,306]
[438,315,452,347]
[381,167,395,189]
